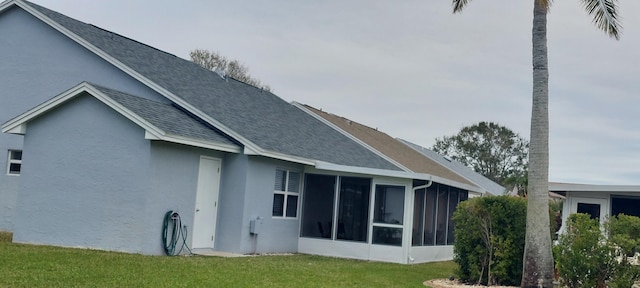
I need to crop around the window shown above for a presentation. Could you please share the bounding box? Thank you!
[301,174,372,242]
[272,169,300,218]
[337,177,371,242]
[372,185,405,246]
[7,150,22,175]
[577,203,601,220]
[611,196,640,218]
[300,174,336,238]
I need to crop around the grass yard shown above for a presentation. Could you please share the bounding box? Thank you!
[0,232,455,287]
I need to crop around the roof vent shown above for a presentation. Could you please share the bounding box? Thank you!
[214,68,226,79]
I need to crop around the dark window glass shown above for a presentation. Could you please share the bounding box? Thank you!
[288,172,300,192]
[11,151,22,160]
[274,169,286,191]
[577,203,601,220]
[9,163,21,174]
[286,195,298,217]
[272,194,284,216]
[374,185,405,225]
[301,174,336,239]
[372,226,403,246]
[337,177,370,242]
[612,197,640,218]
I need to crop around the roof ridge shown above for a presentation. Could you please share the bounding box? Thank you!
[21,1,179,59]
[303,104,386,135]
[87,24,178,58]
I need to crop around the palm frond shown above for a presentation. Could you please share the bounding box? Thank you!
[580,0,622,40]
[452,0,471,13]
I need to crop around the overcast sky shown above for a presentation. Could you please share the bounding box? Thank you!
[32,0,640,185]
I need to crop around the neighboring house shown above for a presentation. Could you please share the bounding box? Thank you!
[300,104,504,196]
[551,182,640,234]
[299,105,504,260]
[0,0,492,264]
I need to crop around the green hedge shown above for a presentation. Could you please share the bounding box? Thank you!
[453,196,527,286]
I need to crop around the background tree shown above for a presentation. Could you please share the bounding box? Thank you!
[432,121,528,186]
[190,49,270,91]
[452,1,621,287]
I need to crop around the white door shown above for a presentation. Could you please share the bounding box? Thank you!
[192,156,221,249]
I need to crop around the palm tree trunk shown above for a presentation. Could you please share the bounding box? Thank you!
[521,1,554,287]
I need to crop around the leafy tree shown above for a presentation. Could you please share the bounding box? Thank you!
[432,121,528,185]
[190,49,270,91]
[452,1,621,286]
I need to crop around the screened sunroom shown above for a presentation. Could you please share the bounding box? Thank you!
[297,169,475,264]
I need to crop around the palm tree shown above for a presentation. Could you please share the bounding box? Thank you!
[452,0,621,287]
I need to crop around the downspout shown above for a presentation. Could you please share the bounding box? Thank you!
[407,180,433,263]
[413,180,433,192]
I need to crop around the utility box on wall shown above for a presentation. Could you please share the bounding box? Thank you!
[249,217,262,235]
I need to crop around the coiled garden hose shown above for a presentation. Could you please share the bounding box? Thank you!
[162,210,192,256]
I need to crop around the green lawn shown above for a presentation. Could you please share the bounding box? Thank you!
[0,232,454,287]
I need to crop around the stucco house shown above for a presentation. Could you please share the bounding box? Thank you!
[551,182,640,234]
[0,0,499,263]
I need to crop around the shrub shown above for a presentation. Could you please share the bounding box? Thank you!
[554,214,618,288]
[554,213,640,288]
[453,196,526,286]
[608,214,640,257]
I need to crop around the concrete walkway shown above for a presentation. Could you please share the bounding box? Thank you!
[191,249,248,258]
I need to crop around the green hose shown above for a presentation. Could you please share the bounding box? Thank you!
[162,210,191,256]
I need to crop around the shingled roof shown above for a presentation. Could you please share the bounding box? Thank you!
[299,104,501,193]
[16,0,401,171]
[2,82,242,153]
[399,139,505,195]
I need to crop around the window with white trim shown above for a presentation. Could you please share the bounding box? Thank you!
[272,169,300,218]
[7,150,22,176]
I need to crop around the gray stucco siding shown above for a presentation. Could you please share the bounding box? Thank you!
[215,153,249,253]
[13,95,151,253]
[240,156,303,254]
[143,141,228,255]
[0,6,167,231]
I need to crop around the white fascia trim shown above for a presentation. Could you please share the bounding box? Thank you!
[549,183,640,193]
[157,133,240,153]
[315,161,425,180]
[2,83,94,133]
[292,102,410,172]
[0,82,240,153]
[1,83,166,137]
[16,1,264,154]
[244,146,316,166]
[0,0,17,12]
